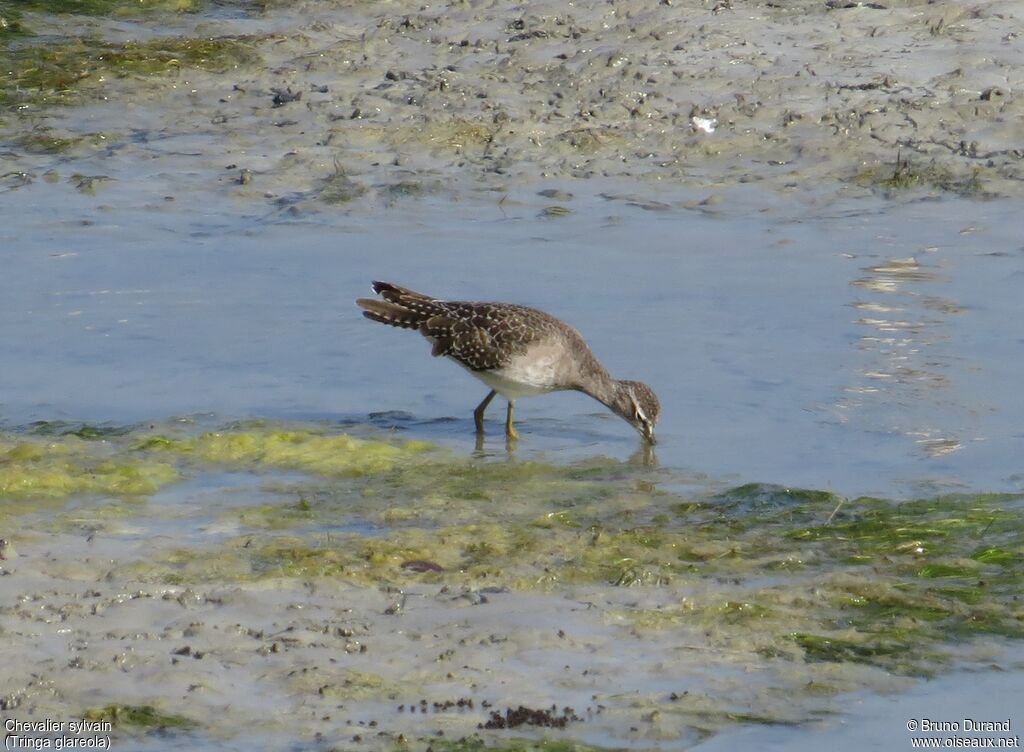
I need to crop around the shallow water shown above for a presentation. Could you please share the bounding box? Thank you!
[697,644,1024,752]
[2,181,1022,498]
[4,178,1023,750]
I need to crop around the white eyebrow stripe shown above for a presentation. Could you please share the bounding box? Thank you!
[630,395,648,423]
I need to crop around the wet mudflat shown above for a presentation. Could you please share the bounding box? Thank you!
[2,422,1022,751]
[2,1,1023,750]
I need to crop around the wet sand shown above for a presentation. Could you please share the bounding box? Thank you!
[3,0,1024,207]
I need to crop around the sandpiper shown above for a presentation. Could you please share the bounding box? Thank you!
[356,281,660,442]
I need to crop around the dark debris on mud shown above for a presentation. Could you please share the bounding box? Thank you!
[479,704,583,730]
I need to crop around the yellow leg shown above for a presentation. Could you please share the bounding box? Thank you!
[505,400,519,440]
[474,390,497,434]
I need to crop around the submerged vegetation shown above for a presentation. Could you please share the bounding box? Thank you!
[1,420,1021,745]
[0,434,177,505]
[177,478,1019,677]
[0,0,263,109]
[852,153,987,197]
[0,33,260,109]
[135,428,432,476]
[2,0,201,17]
[3,421,1022,684]
[84,704,195,729]
[0,5,30,37]
[419,739,607,752]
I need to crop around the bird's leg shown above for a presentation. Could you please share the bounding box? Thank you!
[505,400,519,440]
[474,390,497,434]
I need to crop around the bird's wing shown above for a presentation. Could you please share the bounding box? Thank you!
[357,282,559,372]
[422,302,556,371]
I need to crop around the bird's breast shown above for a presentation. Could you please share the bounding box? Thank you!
[449,341,568,399]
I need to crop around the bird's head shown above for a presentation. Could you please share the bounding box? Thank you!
[611,380,660,443]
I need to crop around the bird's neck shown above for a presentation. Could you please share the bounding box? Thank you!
[577,369,621,410]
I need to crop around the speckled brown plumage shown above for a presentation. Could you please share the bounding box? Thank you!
[359,281,590,373]
[356,281,660,442]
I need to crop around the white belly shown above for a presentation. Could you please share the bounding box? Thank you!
[451,352,563,400]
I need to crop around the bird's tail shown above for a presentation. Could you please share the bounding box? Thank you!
[371,281,433,305]
[356,281,439,329]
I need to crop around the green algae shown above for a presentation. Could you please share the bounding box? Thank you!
[973,546,1017,565]
[420,739,609,752]
[83,703,195,729]
[13,130,82,153]
[0,0,204,42]
[30,421,136,439]
[4,419,1024,688]
[11,424,1019,679]
[319,165,366,205]
[132,484,1024,680]
[790,632,912,664]
[386,483,1021,672]
[238,496,317,530]
[96,37,258,74]
[251,538,351,579]
[5,0,201,16]
[1,35,259,110]
[541,206,572,218]
[137,429,432,477]
[0,438,178,508]
[853,156,986,197]
[0,5,30,37]
[666,691,813,732]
